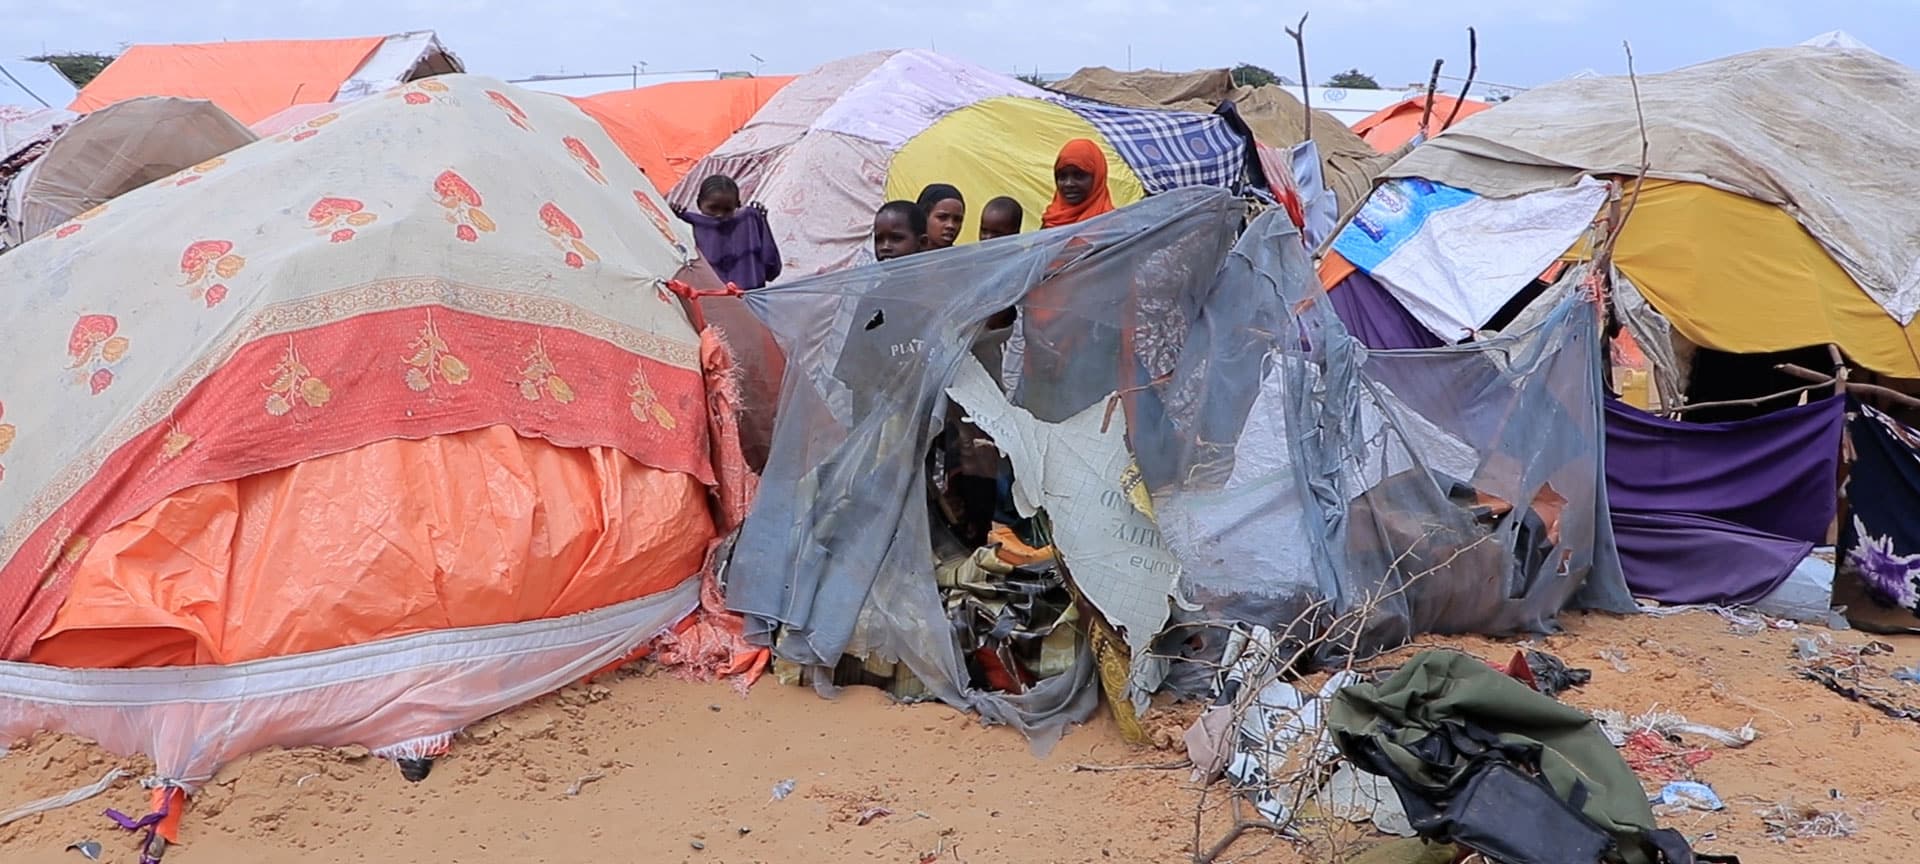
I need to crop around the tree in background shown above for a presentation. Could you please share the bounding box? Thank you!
[28,52,117,87]
[1324,68,1380,89]
[1016,71,1049,88]
[1230,63,1285,88]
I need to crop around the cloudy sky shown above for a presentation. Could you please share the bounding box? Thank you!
[3,0,1913,90]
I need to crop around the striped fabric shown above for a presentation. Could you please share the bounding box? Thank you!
[1063,100,1246,194]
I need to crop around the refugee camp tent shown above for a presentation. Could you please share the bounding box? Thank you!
[1050,66,1395,213]
[571,76,793,192]
[670,50,1248,277]
[1320,46,1917,612]
[729,185,1628,743]
[1350,94,1491,152]
[0,60,78,114]
[3,97,256,250]
[0,76,748,815]
[73,31,462,126]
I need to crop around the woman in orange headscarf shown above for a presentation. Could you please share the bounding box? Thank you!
[1041,139,1116,228]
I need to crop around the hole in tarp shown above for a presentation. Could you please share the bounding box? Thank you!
[865,309,885,331]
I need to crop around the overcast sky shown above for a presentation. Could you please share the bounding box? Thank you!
[3,0,1913,90]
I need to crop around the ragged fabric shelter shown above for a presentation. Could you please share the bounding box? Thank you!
[729,187,1629,744]
[1320,45,1907,612]
[0,76,759,800]
[669,50,1248,277]
[3,97,256,250]
[1049,66,1396,213]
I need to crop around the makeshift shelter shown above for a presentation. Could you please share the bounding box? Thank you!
[0,75,751,814]
[670,50,1248,277]
[1050,66,1396,214]
[571,76,793,192]
[73,31,462,126]
[1320,46,1910,610]
[729,186,1628,744]
[3,97,256,250]
[1351,94,1491,152]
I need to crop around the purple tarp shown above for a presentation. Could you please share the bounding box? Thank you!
[1605,396,1843,605]
[1327,271,1444,351]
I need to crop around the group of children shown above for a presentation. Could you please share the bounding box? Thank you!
[870,137,1118,263]
[674,137,1121,288]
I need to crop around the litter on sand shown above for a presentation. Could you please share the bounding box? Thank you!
[1654,781,1724,812]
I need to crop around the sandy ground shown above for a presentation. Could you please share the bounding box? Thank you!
[2,609,1917,864]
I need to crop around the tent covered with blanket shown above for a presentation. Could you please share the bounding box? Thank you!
[75,31,462,127]
[1049,66,1394,214]
[0,74,764,842]
[669,50,1249,276]
[570,76,793,193]
[1318,45,1920,614]
[727,185,1630,744]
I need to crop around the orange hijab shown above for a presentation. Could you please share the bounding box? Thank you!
[1041,138,1115,228]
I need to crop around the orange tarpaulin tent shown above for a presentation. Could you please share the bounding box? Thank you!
[571,76,793,192]
[72,38,385,126]
[1352,95,1491,153]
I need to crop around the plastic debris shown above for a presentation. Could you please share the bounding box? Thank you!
[1594,709,1759,750]
[1202,625,1359,826]
[770,779,796,801]
[690,839,706,851]
[856,806,893,826]
[1893,666,1920,685]
[1759,799,1857,840]
[1597,648,1631,673]
[1521,649,1592,697]
[66,841,102,860]
[0,768,128,829]
[1655,781,1725,812]
[1317,763,1415,836]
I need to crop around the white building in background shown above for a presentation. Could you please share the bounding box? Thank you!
[511,69,749,98]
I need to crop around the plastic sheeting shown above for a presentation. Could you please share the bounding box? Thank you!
[71,38,386,125]
[31,426,714,668]
[571,77,792,191]
[1386,47,1920,325]
[884,97,1147,240]
[0,579,696,789]
[1330,176,1607,341]
[3,96,256,246]
[731,187,1629,742]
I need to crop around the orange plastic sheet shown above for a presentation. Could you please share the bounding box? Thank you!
[1351,95,1491,153]
[71,38,385,125]
[571,77,792,191]
[30,426,715,668]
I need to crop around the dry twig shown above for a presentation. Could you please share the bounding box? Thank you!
[1073,760,1192,774]
[1285,14,1313,141]
[1439,28,1481,131]
[1418,59,1445,138]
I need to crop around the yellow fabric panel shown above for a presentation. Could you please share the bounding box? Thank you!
[885,97,1146,243]
[1605,179,1920,378]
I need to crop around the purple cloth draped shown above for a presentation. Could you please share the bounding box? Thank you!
[1605,396,1842,605]
[1327,271,1444,350]
[1605,396,1842,542]
[1612,511,1809,606]
[678,205,782,290]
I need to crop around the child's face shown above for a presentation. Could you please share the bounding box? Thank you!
[1055,166,1094,205]
[873,212,924,262]
[698,189,740,219]
[925,199,965,249]
[979,210,1021,241]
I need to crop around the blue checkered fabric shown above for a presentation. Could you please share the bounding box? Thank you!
[1062,99,1248,195]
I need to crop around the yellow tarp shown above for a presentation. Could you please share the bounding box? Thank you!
[885,96,1146,242]
[1585,179,1920,378]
